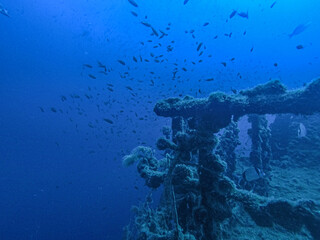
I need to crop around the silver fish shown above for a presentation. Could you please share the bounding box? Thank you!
[243,167,264,182]
[0,4,9,17]
[297,123,307,138]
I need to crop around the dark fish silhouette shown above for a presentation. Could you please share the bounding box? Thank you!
[184,0,189,5]
[197,42,203,51]
[205,78,214,82]
[237,11,248,19]
[103,118,114,124]
[229,10,237,19]
[203,22,209,26]
[289,23,311,38]
[151,27,159,36]
[131,11,138,17]
[83,64,93,68]
[128,0,138,7]
[270,1,277,8]
[296,44,304,49]
[88,74,96,79]
[141,22,151,27]
[118,60,126,65]
[97,61,106,71]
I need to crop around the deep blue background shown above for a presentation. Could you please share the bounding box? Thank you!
[0,0,319,239]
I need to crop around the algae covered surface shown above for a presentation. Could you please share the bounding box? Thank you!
[123,80,320,240]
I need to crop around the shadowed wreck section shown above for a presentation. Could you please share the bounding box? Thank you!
[123,78,320,240]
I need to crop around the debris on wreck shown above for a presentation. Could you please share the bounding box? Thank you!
[123,78,320,240]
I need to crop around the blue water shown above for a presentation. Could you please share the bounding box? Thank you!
[0,0,319,239]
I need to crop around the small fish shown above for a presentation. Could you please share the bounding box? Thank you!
[203,22,209,26]
[131,11,138,17]
[197,42,203,51]
[39,107,44,112]
[243,167,265,182]
[103,118,114,124]
[133,56,137,62]
[250,47,254,52]
[51,107,57,113]
[289,22,311,38]
[0,5,9,17]
[88,74,96,79]
[274,63,278,67]
[296,44,304,49]
[107,87,114,92]
[159,30,168,38]
[182,67,187,71]
[83,64,93,68]
[229,10,237,19]
[221,62,227,67]
[117,60,126,65]
[97,61,105,67]
[141,22,151,27]
[297,123,307,138]
[184,0,189,5]
[270,1,277,8]
[97,62,106,72]
[151,27,159,36]
[128,0,138,7]
[231,88,237,94]
[126,86,133,91]
[205,78,214,82]
[237,11,248,19]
